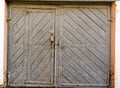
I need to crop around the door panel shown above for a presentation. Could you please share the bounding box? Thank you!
[26,9,55,85]
[58,7,110,87]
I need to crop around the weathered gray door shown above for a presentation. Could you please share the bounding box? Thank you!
[8,5,110,88]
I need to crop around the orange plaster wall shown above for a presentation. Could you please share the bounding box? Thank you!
[110,2,116,88]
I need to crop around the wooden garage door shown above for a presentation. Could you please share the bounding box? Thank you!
[8,5,110,88]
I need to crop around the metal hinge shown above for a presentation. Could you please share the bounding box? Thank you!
[6,72,10,87]
[7,18,12,22]
[108,17,113,22]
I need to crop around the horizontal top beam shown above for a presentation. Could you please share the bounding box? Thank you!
[6,0,116,2]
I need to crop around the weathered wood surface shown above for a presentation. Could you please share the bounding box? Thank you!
[8,5,110,88]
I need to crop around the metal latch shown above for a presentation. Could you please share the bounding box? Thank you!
[108,17,113,22]
[49,30,54,48]
[51,34,54,43]
[6,72,10,87]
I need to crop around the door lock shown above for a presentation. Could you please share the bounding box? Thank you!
[50,33,54,48]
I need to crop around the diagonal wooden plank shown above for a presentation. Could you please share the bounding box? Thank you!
[64,17,93,43]
[13,18,24,36]
[62,47,106,84]
[12,53,24,74]
[74,8,106,35]
[12,8,22,18]
[67,9,106,42]
[63,26,82,43]
[63,32,74,44]
[31,12,41,23]
[62,73,73,83]
[64,11,94,43]
[12,10,24,27]
[95,47,106,56]
[79,9,106,33]
[38,32,51,45]
[76,47,107,79]
[85,47,107,71]
[30,46,45,72]
[12,60,24,83]
[31,13,52,38]
[15,33,24,44]
[66,46,107,81]
[32,16,52,44]
[12,49,24,66]
[36,62,51,82]
[33,21,52,45]
[12,18,24,45]
[87,46,106,64]
[64,9,105,44]
[63,20,90,44]
[30,12,49,31]
[88,9,107,23]
[30,47,49,71]
[63,67,78,84]
[98,8,107,17]
[62,56,89,84]
[64,11,96,44]
[62,49,99,84]
[31,47,51,76]
[12,46,21,57]
[32,49,51,80]
[12,47,23,63]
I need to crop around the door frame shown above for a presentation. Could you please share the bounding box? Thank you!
[4,2,116,88]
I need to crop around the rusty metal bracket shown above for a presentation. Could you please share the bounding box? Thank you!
[6,72,10,88]
[108,17,114,22]
[7,18,11,22]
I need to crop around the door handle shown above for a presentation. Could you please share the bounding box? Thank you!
[51,34,54,42]
[50,33,54,48]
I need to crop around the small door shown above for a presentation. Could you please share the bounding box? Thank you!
[25,9,55,85]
